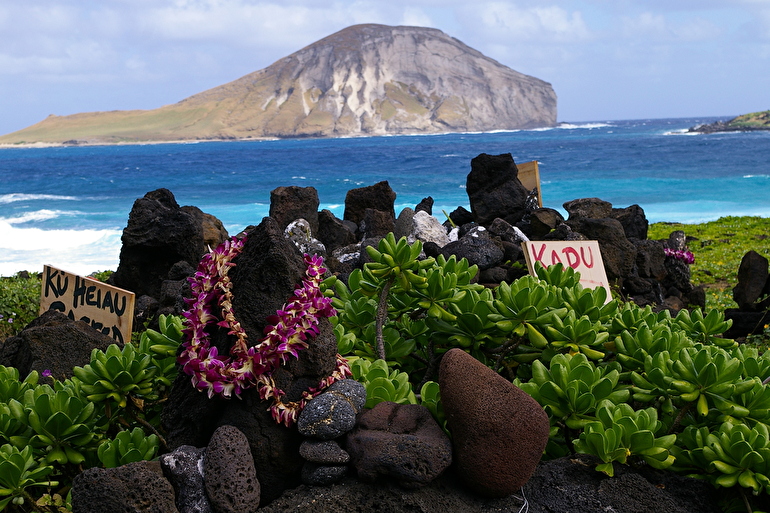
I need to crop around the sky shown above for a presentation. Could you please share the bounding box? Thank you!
[1,0,769,136]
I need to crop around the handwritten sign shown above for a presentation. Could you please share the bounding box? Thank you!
[522,241,612,302]
[40,265,135,344]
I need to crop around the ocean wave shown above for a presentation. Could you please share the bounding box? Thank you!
[0,193,80,204]
[1,209,77,224]
[0,221,120,251]
[556,122,613,130]
[744,175,770,179]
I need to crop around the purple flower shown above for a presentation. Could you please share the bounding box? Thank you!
[178,239,349,424]
[664,248,695,265]
[42,369,52,378]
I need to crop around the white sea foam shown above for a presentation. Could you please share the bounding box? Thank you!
[0,193,80,204]
[0,222,122,276]
[1,209,75,224]
[556,122,612,129]
[744,175,770,179]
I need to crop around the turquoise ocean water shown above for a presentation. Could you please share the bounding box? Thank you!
[1,117,769,276]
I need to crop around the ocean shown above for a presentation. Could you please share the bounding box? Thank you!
[1,117,769,277]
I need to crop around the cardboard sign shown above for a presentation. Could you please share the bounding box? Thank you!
[522,241,612,302]
[517,160,542,207]
[40,265,135,344]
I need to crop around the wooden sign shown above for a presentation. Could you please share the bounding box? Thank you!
[40,265,135,344]
[522,241,612,302]
[517,160,542,207]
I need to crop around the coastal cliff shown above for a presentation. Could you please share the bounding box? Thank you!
[0,24,557,144]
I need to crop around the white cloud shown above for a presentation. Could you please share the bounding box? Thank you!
[464,2,592,43]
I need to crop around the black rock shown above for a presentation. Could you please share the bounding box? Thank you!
[343,181,397,228]
[0,310,114,384]
[301,463,348,486]
[733,250,770,311]
[269,185,320,235]
[563,197,613,220]
[72,461,179,513]
[160,445,212,513]
[300,440,351,464]
[297,390,358,440]
[438,230,504,271]
[466,153,530,226]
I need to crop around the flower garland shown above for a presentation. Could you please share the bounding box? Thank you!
[178,235,351,426]
[664,247,695,265]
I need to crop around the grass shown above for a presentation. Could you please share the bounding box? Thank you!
[648,216,770,312]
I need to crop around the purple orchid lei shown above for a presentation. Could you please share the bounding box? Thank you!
[663,247,695,265]
[178,235,351,426]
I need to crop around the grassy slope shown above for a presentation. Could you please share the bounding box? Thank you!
[729,109,770,128]
[649,216,770,310]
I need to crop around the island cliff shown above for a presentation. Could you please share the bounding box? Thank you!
[0,24,557,145]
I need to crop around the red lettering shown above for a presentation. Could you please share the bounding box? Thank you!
[550,250,562,265]
[562,247,580,269]
[532,243,547,263]
[581,246,595,268]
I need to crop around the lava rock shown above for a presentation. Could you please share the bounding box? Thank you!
[301,463,348,486]
[0,310,114,384]
[563,197,613,220]
[110,188,213,298]
[360,207,396,238]
[343,181,397,227]
[565,217,637,282]
[71,461,179,513]
[300,440,351,464]
[269,185,320,235]
[297,389,358,440]
[439,348,549,498]
[160,445,212,513]
[317,209,357,253]
[415,196,434,214]
[438,230,504,270]
[733,250,770,311]
[347,401,452,489]
[611,204,648,240]
[466,153,530,226]
[203,425,260,513]
[394,207,416,240]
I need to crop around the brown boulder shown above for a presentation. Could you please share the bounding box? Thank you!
[438,348,549,497]
[204,425,261,513]
[347,401,452,488]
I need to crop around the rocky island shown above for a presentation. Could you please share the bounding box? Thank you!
[688,109,770,133]
[0,24,557,145]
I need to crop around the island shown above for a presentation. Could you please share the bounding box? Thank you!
[689,109,770,133]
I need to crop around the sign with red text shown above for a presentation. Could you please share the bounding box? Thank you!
[40,265,135,344]
[522,241,612,302]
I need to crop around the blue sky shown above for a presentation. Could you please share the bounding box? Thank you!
[1,0,768,135]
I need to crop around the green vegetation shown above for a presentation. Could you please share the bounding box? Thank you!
[325,234,770,509]
[649,216,770,311]
[0,274,42,341]
[0,316,179,512]
[1,217,769,510]
[729,110,770,129]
